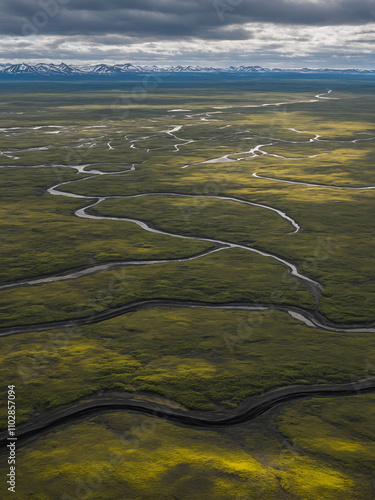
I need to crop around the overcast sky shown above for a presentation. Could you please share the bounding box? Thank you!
[0,0,375,67]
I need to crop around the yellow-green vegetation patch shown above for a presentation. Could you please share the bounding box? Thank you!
[0,409,366,499]
[276,394,375,471]
[0,414,276,500]
[254,143,375,186]
[274,394,375,498]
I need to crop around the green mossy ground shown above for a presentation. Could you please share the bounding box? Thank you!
[0,248,314,328]
[0,308,374,426]
[1,394,374,499]
[0,76,374,498]
[0,168,211,282]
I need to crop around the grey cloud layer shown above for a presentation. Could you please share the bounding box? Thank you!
[1,0,375,37]
[1,1,374,67]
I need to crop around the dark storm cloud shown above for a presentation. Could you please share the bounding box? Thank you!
[0,0,375,38]
[1,0,374,68]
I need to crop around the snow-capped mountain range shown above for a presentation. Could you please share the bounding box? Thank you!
[0,63,374,75]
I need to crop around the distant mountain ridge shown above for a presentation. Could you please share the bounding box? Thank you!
[1,62,374,75]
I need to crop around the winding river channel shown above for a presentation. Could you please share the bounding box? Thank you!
[1,89,375,444]
[1,90,375,335]
[1,378,374,450]
[5,90,368,332]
